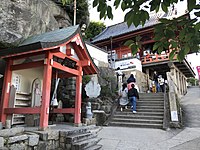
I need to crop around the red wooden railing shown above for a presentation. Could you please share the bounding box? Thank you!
[141,53,175,64]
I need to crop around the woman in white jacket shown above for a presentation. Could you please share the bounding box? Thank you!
[118,83,129,111]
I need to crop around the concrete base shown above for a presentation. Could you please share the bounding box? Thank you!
[83,118,96,126]
[74,123,82,127]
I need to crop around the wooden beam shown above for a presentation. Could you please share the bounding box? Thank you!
[53,52,80,66]
[74,66,82,125]
[0,59,13,124]
[53,108,75,114]
[58,73,75,78]
[2,49,46,59]
[52,61,80,76]
[40,52,53,130]
[4,107,40,114]
[80,60,90,67]
[11,51,44,60]
[11,60,44,71]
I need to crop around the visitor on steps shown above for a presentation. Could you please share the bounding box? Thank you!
[158,75,165,92]
[127,74,136,90]
[118,83,129,111]
[153,71,160,92]
[128,84,139,113]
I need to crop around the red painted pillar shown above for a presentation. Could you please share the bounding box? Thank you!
[0,59,12,125]
[39,52,52,130]
[74,66,82,126]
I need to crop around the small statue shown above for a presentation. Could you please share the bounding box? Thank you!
[86,102,93,119]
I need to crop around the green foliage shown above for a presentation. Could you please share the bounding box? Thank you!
[62,0,89,26]
[154,16,200,62]
[92,0,200,62]
[82,75,91,85]
[187,77,199,86]
[84,21,106,40]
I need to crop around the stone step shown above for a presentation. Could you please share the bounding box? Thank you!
[111,118,163,124]
[137,101,164,106]
[66,132,97,144]
[137,100,163,103]
[0,127,24,137]
[86,144,102,150]
[135,109,164,112]
[88,126,102,134]
[117,108,164,112]
[62,125,99,136]
[71,137,101,150]
[139,98,164,101]
[137,106,164,109]
[115,111,164,116]
[137,103,164,107]
[113,114,163,120]
[139,93,164,96]
[109,122,163,129]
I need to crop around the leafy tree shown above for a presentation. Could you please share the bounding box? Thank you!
[64,0,90,26]
[84,21,106,40]
[91,0,200,61]
[61,0,199,61]
[187,77,199,86]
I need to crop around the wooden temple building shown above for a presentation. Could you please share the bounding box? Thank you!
[0,25,98,130]
[92,13,195,94]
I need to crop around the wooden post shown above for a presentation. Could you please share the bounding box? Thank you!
[0,59,12,125]
[74,66,82,126]
[39,52,52,130]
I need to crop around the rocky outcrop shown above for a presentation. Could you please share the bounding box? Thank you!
[0,0,71,48]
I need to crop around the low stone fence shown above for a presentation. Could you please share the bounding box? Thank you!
[0,127,60,150]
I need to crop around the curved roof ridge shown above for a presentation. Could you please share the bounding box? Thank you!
[92,21,126,41]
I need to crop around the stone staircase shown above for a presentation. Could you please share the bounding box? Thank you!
[63,126,102,150]
[109,93,164,129]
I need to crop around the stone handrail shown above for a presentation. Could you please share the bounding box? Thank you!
[166,72,182,128]
[162,82,170,129]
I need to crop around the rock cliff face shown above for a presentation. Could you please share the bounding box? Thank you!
[0,0,71,48]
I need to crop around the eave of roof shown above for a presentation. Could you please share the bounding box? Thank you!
[0,25,80,58]
[0,25,98,75]
[91,15,160,43]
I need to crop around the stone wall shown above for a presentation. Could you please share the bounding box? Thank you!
[0,0,71,48]
[0,127,60,150]
[0,126,100,150]
[123,70,148,93]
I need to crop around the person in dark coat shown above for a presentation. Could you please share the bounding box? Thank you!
[128,84,139,113]
[153,71,160,92]
[127,74,136,90]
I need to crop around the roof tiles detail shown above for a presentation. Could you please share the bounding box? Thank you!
[92,16,160,43]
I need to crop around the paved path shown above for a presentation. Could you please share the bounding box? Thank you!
[98,87,200,150]
[181,86,200,127]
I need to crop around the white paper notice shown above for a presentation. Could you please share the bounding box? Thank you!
[171,111,178,121]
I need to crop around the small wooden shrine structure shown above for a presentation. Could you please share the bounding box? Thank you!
[0,25,98,130]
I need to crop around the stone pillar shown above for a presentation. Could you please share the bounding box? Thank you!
[176,70,181,95]
[171,67,178,94]
[183,76,187,94]
[181,74,184,95]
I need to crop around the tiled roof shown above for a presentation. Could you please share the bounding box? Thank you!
[20,25,79,46]
[0,25,80,57]
[92,14,163,43]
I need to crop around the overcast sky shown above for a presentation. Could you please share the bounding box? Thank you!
[88,0,200,79]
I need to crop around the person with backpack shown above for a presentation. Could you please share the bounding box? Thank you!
[118,83,129,111]
[128,84,139,113]
[127,74,136,90]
